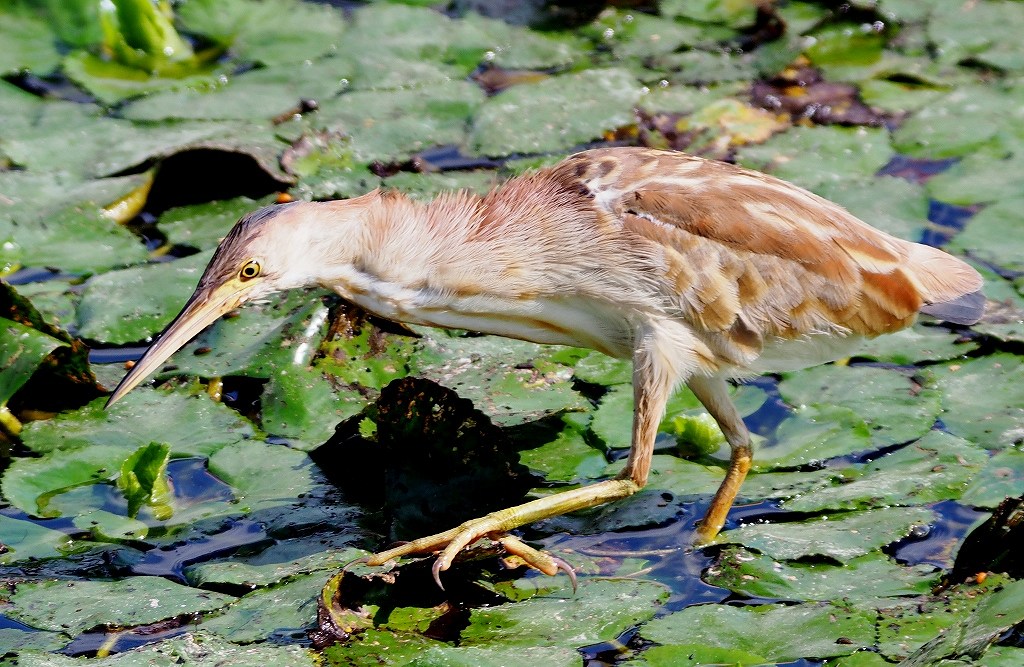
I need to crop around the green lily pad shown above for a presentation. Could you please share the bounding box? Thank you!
[778,364,943,450]
[753,404,872,468]
[782,430,988,512]
[7,577,234,636]
[736,126,894,191]
[0,317,64,409]
[408,332,588,427]
[706,546,938,601]
[927,152,1024,206]
[638,601,874,662]
[592,9,705,61]
[207,441,316,514]
[316,80,485,163]
[11,631,317,666]
[199,572,323,643]
[720,506,936,560]
[892,82,1024,159]
[901,578,1024,665]
[623,644,770,667]
[158,197,272,250]
[0,514,77,563]
[186,541,365,588]
[62,49,223,107]
[518,416,608,483]
[660,0,758,28]
[19,388,256,456]
[931,354,1024,449]
[873,576,1015,661]
[928,1,1024,73]
[946,197,1024,274]
[461,578,669,648]
[470,68,643,157]
[75,251,213,344]
[406,645,581,667]
[0,6,61,75]
[122,61,349,122]
[72,509,149,542]
[852,324,980,365]
[961,448,1024,508]
[178,0,346,68]
[2,444,129,518]
[0,170,151,273]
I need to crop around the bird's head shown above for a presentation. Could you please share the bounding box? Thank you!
[106,194,376,407]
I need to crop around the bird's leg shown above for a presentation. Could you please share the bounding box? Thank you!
[687,375,753,543]
[366,322,690,586]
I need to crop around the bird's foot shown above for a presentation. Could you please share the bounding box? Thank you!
[366,519,575,591]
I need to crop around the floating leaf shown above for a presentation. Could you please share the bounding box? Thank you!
[706,546,937,601]
[7,578,234,636]
[470,68,643,156]
[638,601,874,663]
[720,506,936,561]
[20,388,256,457]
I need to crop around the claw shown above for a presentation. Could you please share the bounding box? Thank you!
[552,555,578,594]
[431,558,446,591]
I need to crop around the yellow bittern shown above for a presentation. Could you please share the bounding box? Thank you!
[108,147,983,584]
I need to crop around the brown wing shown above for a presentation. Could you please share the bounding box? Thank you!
[551,148,982,360]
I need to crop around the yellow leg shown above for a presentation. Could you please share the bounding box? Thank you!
[366,479,639,586]
[688,375,753,543]
[366,321,694,587]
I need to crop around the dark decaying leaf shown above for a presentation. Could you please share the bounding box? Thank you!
[317,377,535,542]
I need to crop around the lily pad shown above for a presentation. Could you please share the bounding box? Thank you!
[199,572,323,643]
[409,332,588,427]
[720,506,936,561]
[892,82,1024,159]
[946,196,1024,274]
[931,354,1024,449]
[852,324,980,365]
[470,68,644,157]
[736,125,895,191]
[0,7,61,75]
[185,540,365,588]
[706,546,938,601]
[178,0,346,68]
[960,448,1024,508]
[777,364,943,450]
[0,514,77,563]
[19,388,256,457]
[11,631,317,666]
[638,601,875,662]
[7,577,234,636]
[316,80,485,163]
[781,430,988,512]
[158,197,272,250]
[2,444,133,518]
[0,317,65,411]
[76,251,214,344]
[461,578,669,648]
[901,578,1024,665]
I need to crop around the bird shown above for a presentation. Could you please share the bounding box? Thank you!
[107,146,984,585]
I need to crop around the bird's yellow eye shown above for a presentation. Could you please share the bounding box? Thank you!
[239,260,261,281]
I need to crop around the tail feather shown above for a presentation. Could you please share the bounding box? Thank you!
[904,244,984,324]
[920,289,985,325]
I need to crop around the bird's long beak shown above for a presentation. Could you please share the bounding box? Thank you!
[106,281,249,408]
